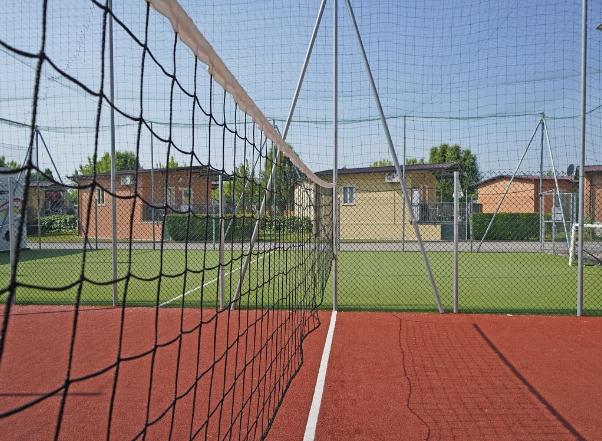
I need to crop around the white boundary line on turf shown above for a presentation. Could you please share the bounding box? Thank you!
[303,310,337,441]
[158,250,273,307]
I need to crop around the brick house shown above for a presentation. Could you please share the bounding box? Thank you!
[74,166,214,241]
[584,165,602,223]
[477,175,577,214]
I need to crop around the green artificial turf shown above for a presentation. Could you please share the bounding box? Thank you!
[2,248,601,314]
[325,251,602,314]
[0,247,319,308]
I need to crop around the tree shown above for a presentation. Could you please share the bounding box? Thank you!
[370,159,393,167]
[0,156,19,170]
[31,168,54,182]
[75,151,139,176]
[261,147,296,214]
[428,143,479,201]
[0,156,53,181]
[156,155,181,169]
[215,161,259,212]
[369,158,426,167]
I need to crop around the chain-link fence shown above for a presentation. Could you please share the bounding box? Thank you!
[325,163,602,315]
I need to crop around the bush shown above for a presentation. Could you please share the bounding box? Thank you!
[29,214,77,235]
[164,213,313,242]
[164,213,255,242]
[263,215,312,233]
[471,212,543,241]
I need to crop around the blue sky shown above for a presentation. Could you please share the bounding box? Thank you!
[0,0,601,181]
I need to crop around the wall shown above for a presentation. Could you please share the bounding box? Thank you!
[477,178,537,213]
[78,169,211,240]
[585,172,602,223]
[477,177,577,215]
[539,179,577,213]
[337,171,441,242]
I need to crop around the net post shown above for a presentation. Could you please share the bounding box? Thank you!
[230,0,328,309]
[8,175,16,305]
[108,0,118,308]
[577,0,587,316]
[231,151,279,309]
[332,0,339,312]
[218,174,226,309]
[453,170,459,313]
[343,0,444,313]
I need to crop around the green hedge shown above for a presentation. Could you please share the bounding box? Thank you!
[471,212,543,241]
[28,214,77,235]
[263,216,312,233]
[165,213,254,242]
[165,213,312,242]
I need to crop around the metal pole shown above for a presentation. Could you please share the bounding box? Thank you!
[37,131,64,185]
[218,174,225,309]
[8,176,16,305]
[539,114,544,252]
[35,130,42,249]
[476,120,541,252]
[469,196,474,253]
[95,185,99,249]
[231,151,279,309]
[108,0,118,307]
[402,115,406,252]
[212,198,216,250]
[553,194,557,255]
[542,118,571,251]
[344,0,444,313]
[231,0,327,309]
[150,122,156,250]
[332,0,339,311]
[577,0,587,316]
[453,171,459,313]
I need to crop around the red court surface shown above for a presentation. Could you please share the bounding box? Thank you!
[270,312,602,441]
[1,307,601,440]
[0,305,325,440]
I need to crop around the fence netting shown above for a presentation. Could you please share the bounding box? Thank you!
[0,0,334,439]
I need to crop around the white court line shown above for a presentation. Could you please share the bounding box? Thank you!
[303,310,337,441]
[158,250,273,307]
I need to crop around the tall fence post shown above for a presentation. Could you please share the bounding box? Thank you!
[150,121,156,250]
[539,114,545,253]
[35,130,42,249]
[401,115,406,252]
[8,175,16,305]
[108,0,118,307]
[218,174,225,309]
[332,0,339,311]
[577,0,588,316]
[453,170,459,313]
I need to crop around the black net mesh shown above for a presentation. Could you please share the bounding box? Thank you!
[0,1,333,439]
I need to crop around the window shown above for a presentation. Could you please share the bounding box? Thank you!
[166,187,176,208]
[342,186,355,205]
[95,187,105,206]
[181,188,193,206]
[142,204,165,222]
[120,174,134,186]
